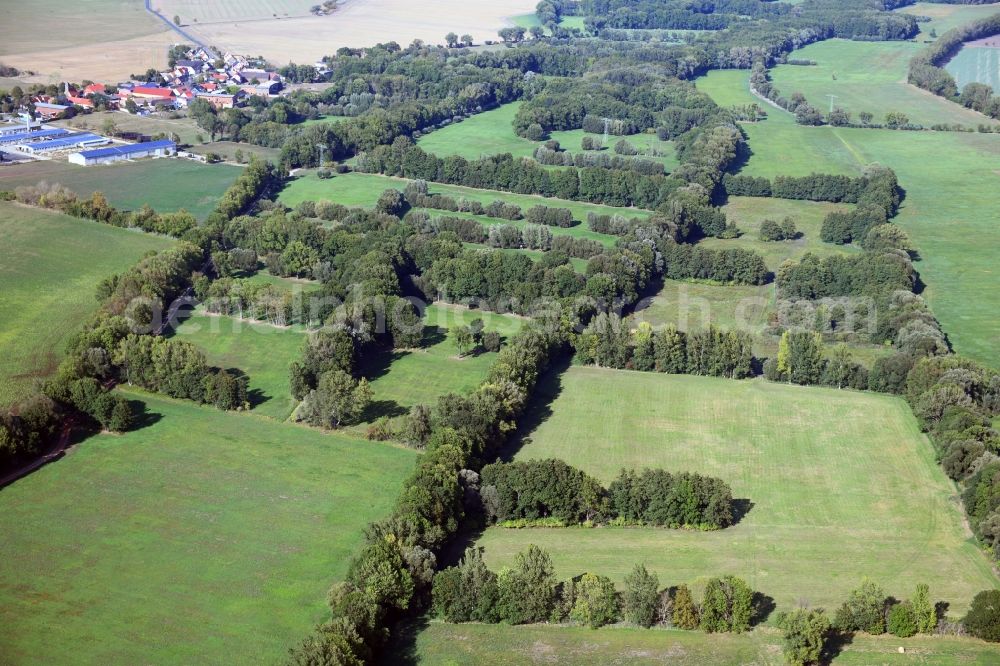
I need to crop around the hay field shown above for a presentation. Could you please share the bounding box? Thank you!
[0,389,416,664]
[177,0,539,65]
[0,202,175,406]
[476,368,1000,613]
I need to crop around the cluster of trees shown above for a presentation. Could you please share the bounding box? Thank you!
[403,181,524,220]
[764,332,869,390]
[525,205,575,228]
[776,252,913,300]
[0,396,62,474]
[758,217,797,242]
[575,316,755,379]
[433,545,759,633]
[478,459,735,529]
[196,277,300,326]
[117,335,249,410]
[908,13,1000,120]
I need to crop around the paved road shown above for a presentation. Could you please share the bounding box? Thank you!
[143,0,214,54]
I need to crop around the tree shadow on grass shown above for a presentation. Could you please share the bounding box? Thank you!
[246,388,269,410]
[359,349,410,382]
[128,399,163,431]
[822,629,853,665]
[422,325,448,348]
[380,615,430,666]
[731,498,755,525]
[493,354,571,463]
[751,590,776,626]
[361,399,409,422]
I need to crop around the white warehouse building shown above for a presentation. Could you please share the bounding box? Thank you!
[69,140,177,166]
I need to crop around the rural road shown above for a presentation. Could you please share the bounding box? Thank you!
[143,0,214,53]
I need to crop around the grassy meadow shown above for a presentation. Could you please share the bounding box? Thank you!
[769,39,997,128]
[707,196,857,269]
[0,389,417,664]
[0,202,175,406]
[55,111,203,146]
[0,159,242,219]
[354,303,524,428]
[946,45,1000,93]
[398,621,1000,665]
[170,310,308,421]
[279,170,641,246]
[476,368,999,613]
[697,67,1000,369]
[899,2,1000,39]
[416,101,678,169]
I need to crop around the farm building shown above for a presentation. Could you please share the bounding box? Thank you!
[68,140,176,166]
[15,133,108,155]
[0,128,70,146]
[0,121,42,137]
[33,102,70,120]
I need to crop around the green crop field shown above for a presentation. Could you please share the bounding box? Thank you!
[697,67,1000,369]
[354,303,524,427]
[706,196,858,269]
[0,159,242,219]
[397,621,1000,665]
[0,389,417,664]
[769,39,996,128]
[0,202,175,406]
[170,310,307,421]
[946,45,1000,93]
[416,102,678,169]
[476,368,999,613]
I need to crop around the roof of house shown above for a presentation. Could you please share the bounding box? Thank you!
[129,87,174,98]
[34,102,69,110]
[83,83,106,95]
[76,140,176,160]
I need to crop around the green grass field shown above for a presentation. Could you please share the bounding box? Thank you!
[0,389,417,664]
[397,621,1000,665]
[416,101,678,169]
[0,202,175,406]
[354,303,524,428]
[706,196,857,269]
[170,310,307,421]
[476,368,999,613]
[632,279,774,340]
[188,141,282,163]
[279,171,641,246]
[697,68,1000,369]
[769,39,996,128]
[0,158,242,219]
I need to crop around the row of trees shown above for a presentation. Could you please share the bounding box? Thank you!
[535,144,666,176]
[479,459,735,528]
[575,316,756,379]
[433,546,758,632]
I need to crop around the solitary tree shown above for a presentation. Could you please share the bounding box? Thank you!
[453,326,473,356]
[571,573,619,628]
[911,583,936,634]
[445,32,458,47]
[461,34,473,47]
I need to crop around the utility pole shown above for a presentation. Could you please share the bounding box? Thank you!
[826,94,838,113]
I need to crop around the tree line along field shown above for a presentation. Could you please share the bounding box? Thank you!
[0,159,243,220]
[0,389,417,664]
[415,101,679,169]
[398,621,1000,665]
[768,39,998,129]
[278,170,644,246]
[696,68,1000,370]
[475,368,999,614]
[0,202,175,407]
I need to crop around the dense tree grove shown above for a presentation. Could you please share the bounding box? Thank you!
[478,459,735,528]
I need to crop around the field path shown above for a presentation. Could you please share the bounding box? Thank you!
[143,0,213,52]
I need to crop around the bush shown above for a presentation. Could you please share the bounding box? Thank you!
[887,601,918,638]
[777,608,831,666]
[623,564,659,628]
[965,589,1000,642]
